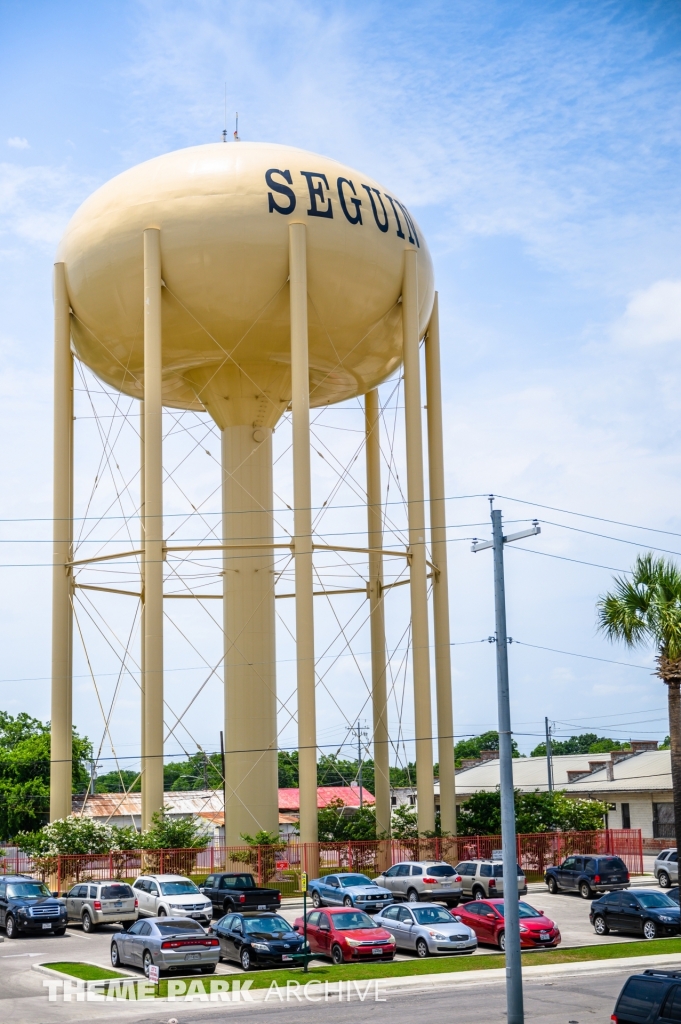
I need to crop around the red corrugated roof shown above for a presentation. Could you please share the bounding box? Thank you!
[277,787,375,811]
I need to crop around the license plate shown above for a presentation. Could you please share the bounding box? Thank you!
[42,923,52,930]
[540,931,550,940]
[185,953,201,961]
[258,904,266,910]
[372,948,383,955]
[113,901,122,907]
[191,912,205,918]
[282,955,293,961]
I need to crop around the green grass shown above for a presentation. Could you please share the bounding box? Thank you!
[43,962,129,981]
[43,939,681,997]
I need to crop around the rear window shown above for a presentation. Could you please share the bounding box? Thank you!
[220,875,255,889]
[600,857,627,872]
[427,865,455,876]
[101,884,133,900]
[616,978,664,1018]
[156,920,205,935]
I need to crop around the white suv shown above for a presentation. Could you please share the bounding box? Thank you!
[132,874,213,924]
[655,850,678,888]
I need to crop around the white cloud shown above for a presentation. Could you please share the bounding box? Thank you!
[612,280,681,348]
[0,162,94,248]
[7,137,29,150]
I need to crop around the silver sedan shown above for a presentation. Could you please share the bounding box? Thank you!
[111,917,220,977]
[374,903,478,957]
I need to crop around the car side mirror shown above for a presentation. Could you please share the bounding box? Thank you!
[539,910,544,915]
[454,916,462,922]
[486,912,495,919]
[293,925,300,931]
[52,892,58,898]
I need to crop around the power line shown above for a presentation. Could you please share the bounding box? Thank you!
[511,640,653,671]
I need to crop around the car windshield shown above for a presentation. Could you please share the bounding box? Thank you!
[7,882,51,898]
[339,875,372,888]
[331,911,376,929]
[101,885,133,900]
[427,865,456,877]
[493,903,543,919]
[159,881,200,896]
[636,892,678,909]
[156,920,205,935]
[243,917,293,935]
[412,907,454,925]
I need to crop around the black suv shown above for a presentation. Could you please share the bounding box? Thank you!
[613,969,681,1023]
[545,855,630,899]
[0,876,68,937]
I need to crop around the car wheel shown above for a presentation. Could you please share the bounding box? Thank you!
[579,882,593,900]
[143,951,154,977]
[240,948,252,971]
[473,887,485,901]
[312,891,321,908]
[407,889,419,903]
[498,930,506,951]
[111,943,122,968]
[643,920,658,940]
[201,965,216,974]
[222,902,233,917]
[659,871,671,889]
[593,914,609,936]
[53,929,66,937]
[5,915,17,939]
[415,938,429,958]
[331,944,344,965]
[120,921,131,932]
[547,876,558,895]
[157,907,167,917]
[82,911,94,933]
[343,896,353,907]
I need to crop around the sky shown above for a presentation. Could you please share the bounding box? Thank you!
[1,0,681,779]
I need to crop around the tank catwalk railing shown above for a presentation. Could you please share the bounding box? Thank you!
[1,829,642,895]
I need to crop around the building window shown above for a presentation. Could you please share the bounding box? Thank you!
[391,796,396,806]
[621,803,631,830]
[409,795,416,806]
[653,802,675,839]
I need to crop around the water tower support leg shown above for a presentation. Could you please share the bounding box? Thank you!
[139,401,146,828]
[425,293,456,836]
[402,250,435,834]
[365,390,391,837]
[50,261,73,822]
[289,223,319,865]
[142,228,164,829]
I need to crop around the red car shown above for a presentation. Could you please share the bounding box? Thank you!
[293,907,396,964]
[456,899,561,951]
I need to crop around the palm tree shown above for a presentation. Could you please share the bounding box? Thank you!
[597,554,681,853]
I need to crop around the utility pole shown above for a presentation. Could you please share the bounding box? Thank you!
[352,721,368,809]
[472,505,540,1024]
[545,718,554,793]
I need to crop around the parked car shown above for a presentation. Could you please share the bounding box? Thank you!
[307,873,393,912]
[590,889,681,940]
[612,968,681,1023]
[545,855,630,899]
[654,849,678,888]
[199,873,281,917]
[453,859,527,901]
[210,912,306,971]
[65,880,138,933]
[373,902,477,957]
[111,916,219,977]
[456,898,560,951]
[292,907,396,964]
[373,861,463,906]
[667,887,679,905]
[132,875,213,923]
[0,876,68,938]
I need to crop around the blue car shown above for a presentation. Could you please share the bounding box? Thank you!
[309,873,393,912]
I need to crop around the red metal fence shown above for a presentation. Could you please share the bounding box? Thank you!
[1,829,642,894]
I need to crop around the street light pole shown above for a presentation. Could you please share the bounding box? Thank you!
[472,506,540,1024]
[545,717,554,793]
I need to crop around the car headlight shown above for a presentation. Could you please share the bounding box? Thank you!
[17,908,28,916]
[251,942,270,952]
[428,931,448,940]
[659,915,674,923]
[519,926,529,933]
[345,938,362,947]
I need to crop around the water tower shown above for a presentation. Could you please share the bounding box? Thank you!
[51,142,456,849]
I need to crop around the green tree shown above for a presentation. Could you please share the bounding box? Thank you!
[530,733,632,757]
[454,730,519,767]
[278,751,299,788]
[598,554,681,854]
[457,789,607,836]
[162,753,223,791]
[390,803,419,840]
[95,769,141,793]
[141,808,210,850]
[0,712,91,838]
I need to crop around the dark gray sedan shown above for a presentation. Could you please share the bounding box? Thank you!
[111,917,219,977]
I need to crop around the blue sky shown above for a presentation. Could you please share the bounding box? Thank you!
[1,0,681,772]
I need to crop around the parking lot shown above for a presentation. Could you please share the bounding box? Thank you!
[0,880,663,981]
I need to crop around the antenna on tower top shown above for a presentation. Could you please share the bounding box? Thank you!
[234,112,240,141]
[222,84,228,142]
